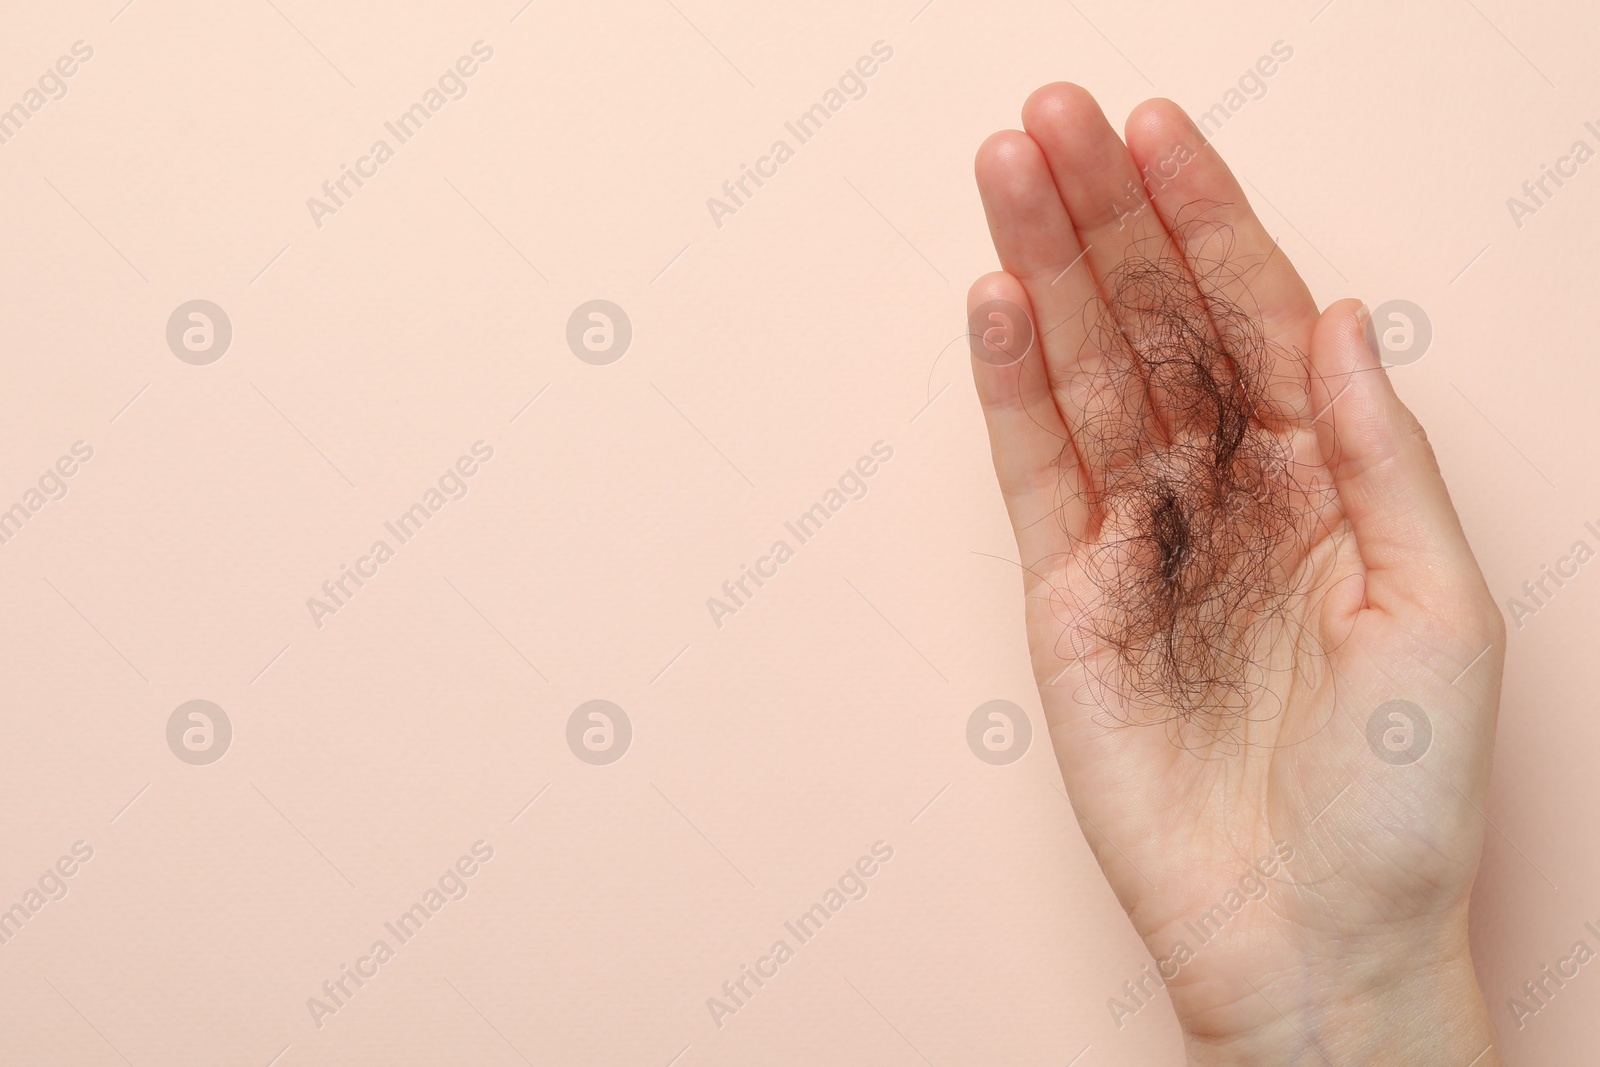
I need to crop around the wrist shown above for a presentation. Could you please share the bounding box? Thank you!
[1178,932,1498,1066]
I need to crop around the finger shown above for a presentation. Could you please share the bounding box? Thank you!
[1124,99,1320,426]
[1022,83,1169,288]
[974,131,1100,362]
[1021,84,1210,442]
[968,271,1089,551]
[1309,300,1490,614]
[975,129,1148,490]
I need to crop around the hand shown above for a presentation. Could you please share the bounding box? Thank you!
[968,84,1504,1065]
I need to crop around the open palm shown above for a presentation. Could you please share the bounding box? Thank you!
[968,85,1504,1064]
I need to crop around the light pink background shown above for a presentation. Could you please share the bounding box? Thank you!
[0,0,1593,1063]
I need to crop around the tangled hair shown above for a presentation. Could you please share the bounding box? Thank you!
[1048,216,1336,744]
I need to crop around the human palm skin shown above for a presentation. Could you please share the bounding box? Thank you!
[968,85,1504,1064]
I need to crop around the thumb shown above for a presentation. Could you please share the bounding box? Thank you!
[1308,298,1490,616]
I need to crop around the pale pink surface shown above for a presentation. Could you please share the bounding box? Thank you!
[0,1,1591,1064]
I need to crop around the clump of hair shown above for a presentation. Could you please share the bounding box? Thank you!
[1050,217,1330,744]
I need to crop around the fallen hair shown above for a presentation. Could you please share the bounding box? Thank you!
[1046,215,1333,743]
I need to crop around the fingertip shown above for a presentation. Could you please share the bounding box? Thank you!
[1310,297,1365,369]
[974,129,1045,195]
[967,269,1026,312]
[1124,97,1191,143]
[1123,99,1209,183]
[1307,300,1367,440]
[967,272,1038,384]
[1021,81,1103,138]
